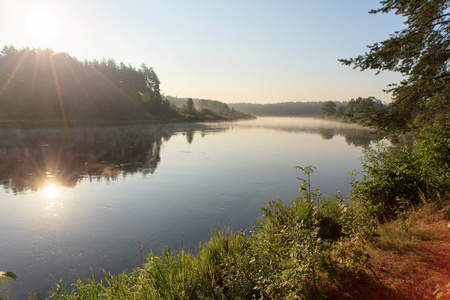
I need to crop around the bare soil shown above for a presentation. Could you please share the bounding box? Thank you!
[332,210,450,300]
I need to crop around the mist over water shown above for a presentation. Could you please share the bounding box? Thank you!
[0,117,376,299]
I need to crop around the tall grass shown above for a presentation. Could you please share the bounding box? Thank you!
[48,186,376,300]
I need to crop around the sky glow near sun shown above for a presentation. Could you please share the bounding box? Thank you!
[0,0,406,103]
[24,8,61,48]
[25,9,61,46]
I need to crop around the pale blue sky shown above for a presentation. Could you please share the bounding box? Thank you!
[1,0,405,103]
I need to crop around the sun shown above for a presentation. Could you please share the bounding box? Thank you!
[25,9,61,46]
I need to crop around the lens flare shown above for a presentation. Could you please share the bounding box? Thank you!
[43,183,58,199]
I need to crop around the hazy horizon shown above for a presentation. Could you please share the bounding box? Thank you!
[1,0,405,104]
[167,96,353,105]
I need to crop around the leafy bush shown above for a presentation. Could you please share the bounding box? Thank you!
[351,136,450,218]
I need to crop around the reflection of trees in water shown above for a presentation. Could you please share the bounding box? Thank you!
[224,121,377,148]
[0,124,219,194]
[319,126,378,147]
[342,129,377,147]
[0,120,374,194]
[318,127,377,147]
[319,128,335,140]
[184,130,195,144]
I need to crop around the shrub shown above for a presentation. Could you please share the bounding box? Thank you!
[351,136,450,219]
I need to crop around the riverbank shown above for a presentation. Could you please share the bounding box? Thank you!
[0,115,254,128]
[45,192,449,300]
[1,117,447,299]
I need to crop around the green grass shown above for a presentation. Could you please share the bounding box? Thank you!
[47,191,375,300]
[43,198,450,300]
[49,231,243,299]
[367,201,450,253]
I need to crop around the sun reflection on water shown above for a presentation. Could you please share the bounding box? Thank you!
[41,183,64,212]
[44,183,58,199]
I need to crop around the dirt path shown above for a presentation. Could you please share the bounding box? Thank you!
[335,211,450,300]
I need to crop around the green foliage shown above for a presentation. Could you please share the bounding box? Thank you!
[321,101,336,117]
[179,98,198,118]
[229,101,347,117]
[292,165,317,196]
[339,0,450,135]
[0,272,17,282]
[355,144,425,214]
[196,107,217,119]
[217,167,371,299]
[336,106,346,118]
[193,99,254,120]
[197,100,230,116]
[243,191,369,299]
[351,137,450,218]
[0,271,17,300]
[165,96,254,121]
[344,96,385,123]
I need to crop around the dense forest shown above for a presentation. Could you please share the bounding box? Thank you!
[0,46,251,122]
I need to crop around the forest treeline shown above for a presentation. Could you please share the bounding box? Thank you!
[229,98,388,121]
[229,101,348,116]
[164,96,252,120]
[320,97,386,120]
[0,46,251,122]
[0,45,385,122]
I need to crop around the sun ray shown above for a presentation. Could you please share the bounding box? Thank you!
[60,55,93,106]
[87,64,154,117]
[47,50,68,126]
[0,48,30,98]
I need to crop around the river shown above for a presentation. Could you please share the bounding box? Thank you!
[0,117,376,299]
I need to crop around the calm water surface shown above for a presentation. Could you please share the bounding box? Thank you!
[0,117,376,299]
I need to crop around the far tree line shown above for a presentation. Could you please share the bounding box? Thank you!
[228,101,337,117]
[0,45,420,126]
[164,96,252,120]
[320,97,385,121]
[228,97,386,121]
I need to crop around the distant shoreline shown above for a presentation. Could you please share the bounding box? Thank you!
[0,116,254,128]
